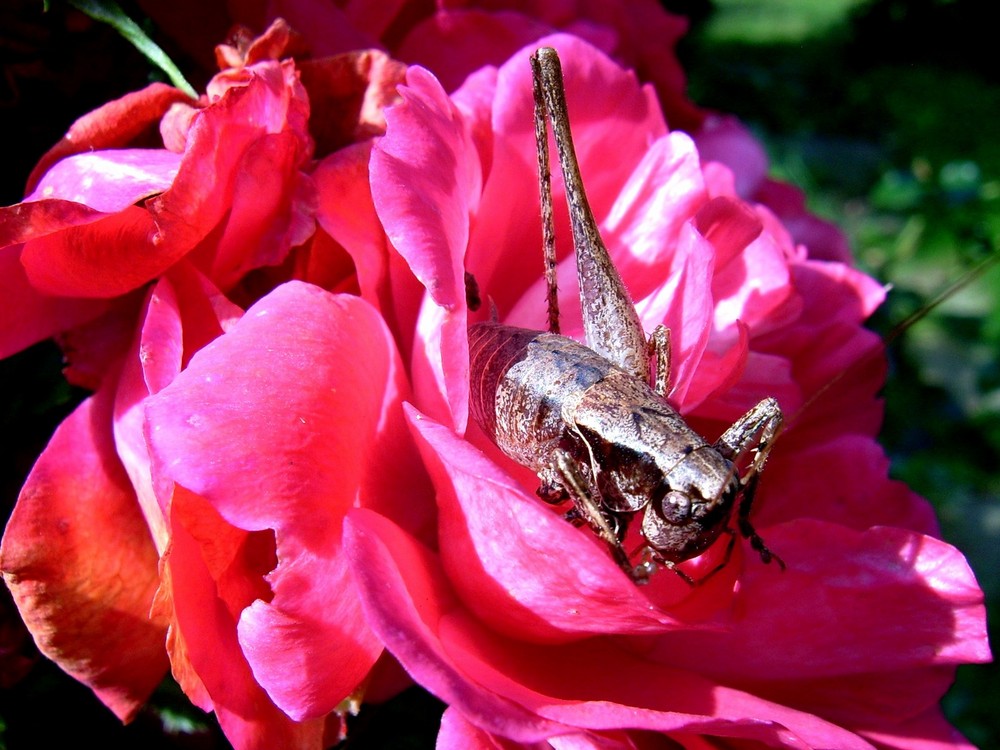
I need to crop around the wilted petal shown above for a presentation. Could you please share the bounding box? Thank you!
[0,386,167,721]
[148,60,314,290]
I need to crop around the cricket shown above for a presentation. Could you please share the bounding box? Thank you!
[468,47,787,584]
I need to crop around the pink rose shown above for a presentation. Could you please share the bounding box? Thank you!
[346,35,990,748]
[1,21,421,747]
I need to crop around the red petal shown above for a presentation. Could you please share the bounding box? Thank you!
[165,494,325,748]
[0,247,109,358]
[20,206,167,298]
[26,84,191,194]
[343,508,570,743]
[344,509,873,748]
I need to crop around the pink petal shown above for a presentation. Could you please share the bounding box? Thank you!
[437,707,511,750]
[602,132,707,300]
[113,266,239,552]
[759,434,940,536]
[638,520,989,723]
[26,149,180,213]
[468,34,666,316]
[859,706,979,750]
[146,283,412,718]
[344,510,873,748]
[0,387,167,721]
[371,65,482,429]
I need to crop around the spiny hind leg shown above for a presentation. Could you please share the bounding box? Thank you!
[646,324,671,397]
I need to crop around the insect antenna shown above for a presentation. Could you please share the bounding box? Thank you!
[781,249,1000,434]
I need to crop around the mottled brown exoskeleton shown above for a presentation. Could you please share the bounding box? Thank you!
[468,47,786,584]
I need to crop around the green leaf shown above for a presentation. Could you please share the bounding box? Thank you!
[68,0,198,98]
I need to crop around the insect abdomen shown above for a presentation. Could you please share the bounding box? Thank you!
[468,321,615,471]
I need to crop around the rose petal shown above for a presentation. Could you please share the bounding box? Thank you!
[0,247,109,358]
[344,509,874,749]
[759,434,940,536]
[26,84,190,193]
[436,706,507,750]
[371,64,482,429]
[146,282,414,718]
[164,493,325,747]
[343,508,571,743]
[638,520,989,725]
[859,706,979,750]
[26,150,181,213]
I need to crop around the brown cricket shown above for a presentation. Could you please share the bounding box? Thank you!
[467,47,786,584]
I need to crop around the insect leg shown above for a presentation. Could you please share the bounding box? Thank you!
[550,450,645,581]
[531,53,560,335]
[713,397,785,569]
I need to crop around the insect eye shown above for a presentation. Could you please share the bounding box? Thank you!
[660,490,691,524]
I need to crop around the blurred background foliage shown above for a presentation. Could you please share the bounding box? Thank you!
[674,1,1000,746]
[1,0,997,747]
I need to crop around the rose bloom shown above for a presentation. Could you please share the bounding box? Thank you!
[0,10,989,750]
[341,34,990,748]
[0,20,434,747]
